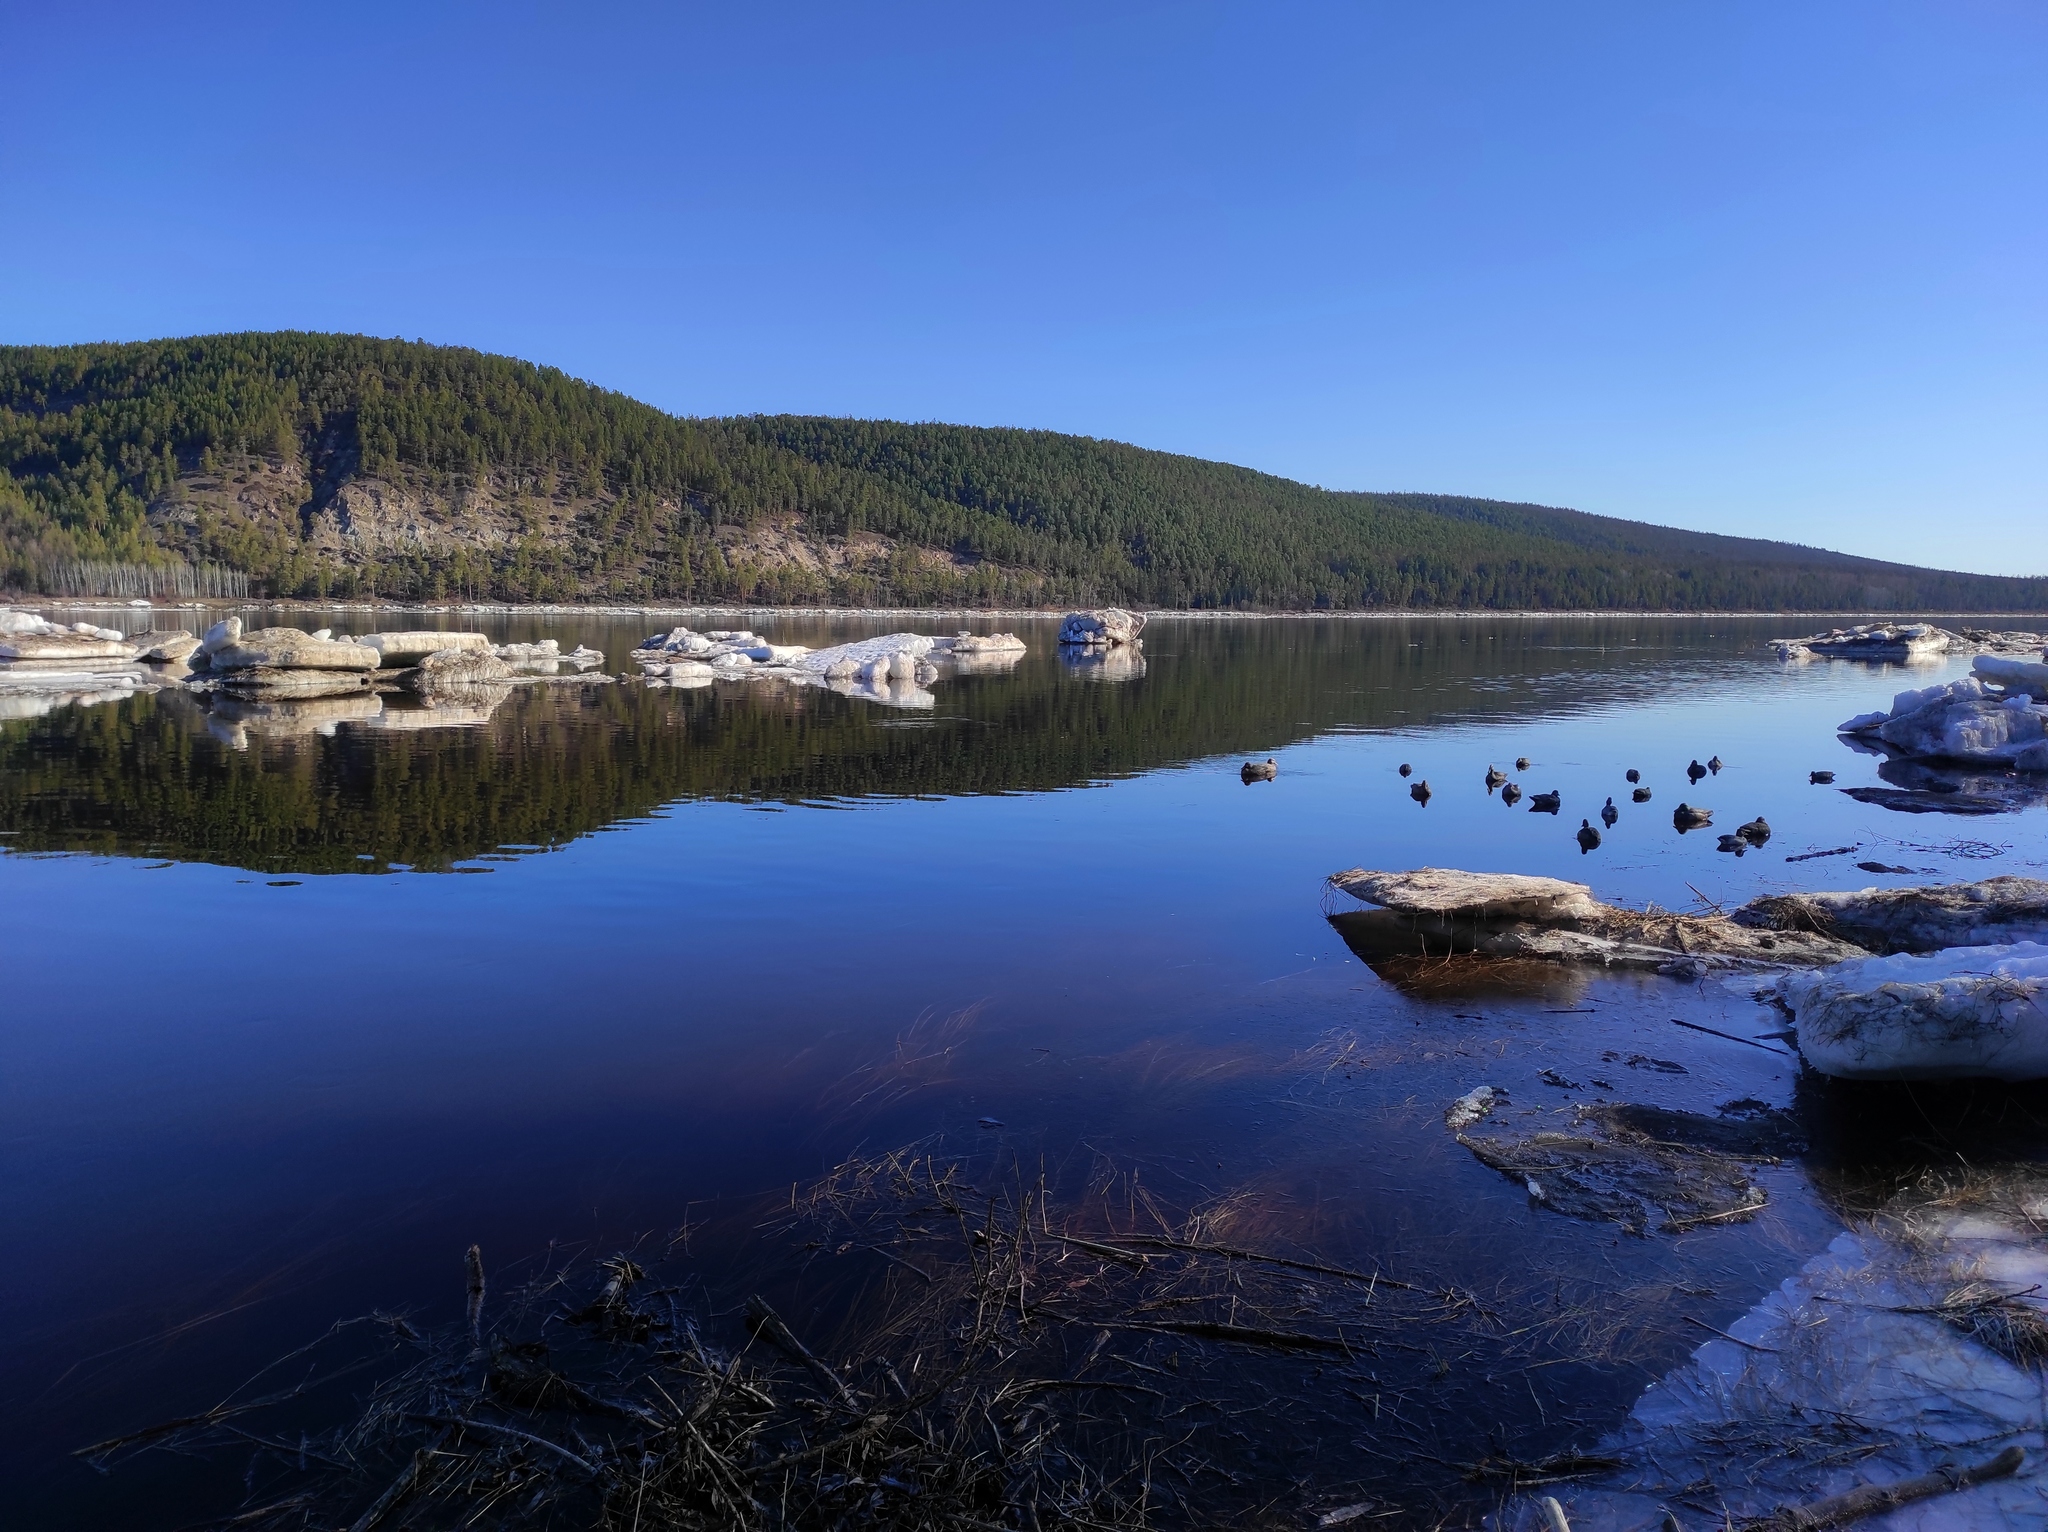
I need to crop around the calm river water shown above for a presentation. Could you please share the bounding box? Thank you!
[3,612,2045,1527]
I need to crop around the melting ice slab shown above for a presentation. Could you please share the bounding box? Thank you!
[1497,1178,2048,1529]
[1776,942,2048,1081]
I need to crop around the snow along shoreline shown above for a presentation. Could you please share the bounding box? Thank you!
[11,600,2048,623]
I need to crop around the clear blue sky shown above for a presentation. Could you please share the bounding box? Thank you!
[5,2,2042,574]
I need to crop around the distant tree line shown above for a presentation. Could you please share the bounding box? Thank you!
[1,332,2040,611]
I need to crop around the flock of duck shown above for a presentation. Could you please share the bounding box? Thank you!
[1240,750,1781,856]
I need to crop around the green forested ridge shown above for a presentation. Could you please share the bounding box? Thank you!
[1,331,2038,611]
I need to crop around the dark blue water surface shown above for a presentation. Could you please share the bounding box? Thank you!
[4,612,2045,1526]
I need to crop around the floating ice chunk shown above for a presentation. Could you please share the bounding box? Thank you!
[1445,1086,1499,1130]
[357,630,492,667]
[1778,942,2048,1080]
[1503,1181,2048,1529]
[1766,622,1951,662]
[0,633,139,661]
[1976,654,2048,696]
[1058,608,1144,647]
[785,634,937,675]
[0,609,63,637]
[1891,675,1982,717]
[1878,696,2046,764]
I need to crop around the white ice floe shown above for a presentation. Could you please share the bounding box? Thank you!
[0,642,160,717]
[0,611,128,643]
[631,626,1018,708]
[1838,674,2048,771]
[128,629,200,663]
[492,640,604,672]
[1058,608,1144,647]
[0,607,135,660]
[1777,942,2048,1081]
[209,628,381,673]
[1771,622,1951,662]
[0,633,138,661]
[356,630,494,667]
[787,634,930,674]
[1975,653,2048,697]
[945,631,1026,657]
[408,648,511,690]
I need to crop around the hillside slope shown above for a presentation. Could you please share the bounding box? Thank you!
[0,332,2037,611]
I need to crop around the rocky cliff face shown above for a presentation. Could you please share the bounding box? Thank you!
[139,450,985,597]
[146,456,583,561]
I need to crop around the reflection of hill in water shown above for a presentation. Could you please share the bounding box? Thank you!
[0,618,1774,874]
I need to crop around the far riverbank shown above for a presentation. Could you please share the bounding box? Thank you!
[9,597,2048,624]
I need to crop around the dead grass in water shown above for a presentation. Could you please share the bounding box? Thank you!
[78,1145,1731,1529]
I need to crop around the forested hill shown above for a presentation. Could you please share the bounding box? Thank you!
[0,332,2037,611]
